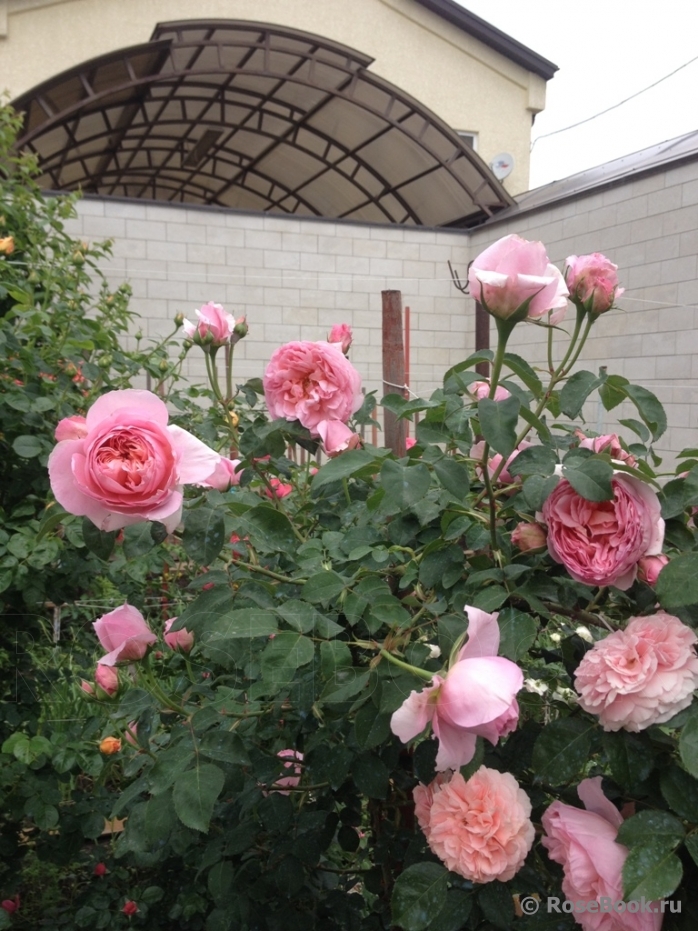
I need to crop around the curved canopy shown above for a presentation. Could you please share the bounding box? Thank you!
[12,19,514,227]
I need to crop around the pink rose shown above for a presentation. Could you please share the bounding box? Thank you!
[327,323,353,354]
[542,777,661,931]
[576,431,636,467]
[637,554,669,586]
[80,680,94,696]
[95,663,119,696]
[413,771,453,840]
[575,613,698,731]
[469,380,511,402]
[468,234,568,323]
[426,767,534,883]
[93,604,157,666]
[565,253,624,315]
[391,606,522,771]
[124,722,138,747]
[270,749,303,795]
[405,437,417,450]
[54,415,88,441]
[317,420,361,458]
[263,341,362,437]
[265,477,293,499]
[471,440,532,486]
[164,617,195,653]
[182,301,236,347]
[200,457,243,491]
[48,389,220,532]
[511,522,547,552]
[541,473,664,590]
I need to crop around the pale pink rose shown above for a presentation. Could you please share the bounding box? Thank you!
[200,457,243,491]
[124,722,138,748]
[55,415,88,442]
[182,302,236,347]
[270,749,303,795]
[80,680,94,696]
[48,389,220,532]
[327,323,353,354]
[468,234,568,324]
[511,522,547,552]
[637,554,669,586]
[405,437,417,450]
[413,771,453,840]
[565,254,624,315]
[317,420,361,458]
[469,380,511,402]
[163,617,195,654]
[93,604,157,666]
[263,341,362,437]
[576,430,636,467]
[541,473,664,590]
[265,477,293,499]
[542,777,661,931]
[95,663,119,696]
[575,613,698,731]
[471,440,532,486]
[427,767,534,883]
[391,606,522,771]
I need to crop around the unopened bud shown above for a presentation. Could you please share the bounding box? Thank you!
[174,312,184,328]
[228,411,239,427]
[98,354,112,368]
[158,359,169,373]
[233,317,248,339]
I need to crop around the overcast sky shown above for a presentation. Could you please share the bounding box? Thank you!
[457,0,698,190]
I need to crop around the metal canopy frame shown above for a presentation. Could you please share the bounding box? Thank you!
[12,20,514,227]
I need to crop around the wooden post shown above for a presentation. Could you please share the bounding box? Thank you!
[382,290,406,456]
[475,300,490,377]
[404,305,411,442]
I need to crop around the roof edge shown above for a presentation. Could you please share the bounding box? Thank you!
[412,0,558,80]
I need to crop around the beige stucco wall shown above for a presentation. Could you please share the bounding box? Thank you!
[0,0,547,193]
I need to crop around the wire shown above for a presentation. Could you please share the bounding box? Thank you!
[531,53,698,150]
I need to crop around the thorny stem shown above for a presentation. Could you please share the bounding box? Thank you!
[231,559,306,585]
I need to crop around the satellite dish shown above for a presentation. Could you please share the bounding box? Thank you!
[490,153,514,181]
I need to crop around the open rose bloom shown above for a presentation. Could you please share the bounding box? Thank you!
[416,767,534,884]
[541,473,664,589]
[263,340,362,437]
[542,778,661,931]
[391,606,522,770]
[182,301,237,347]
[49,389,219,532]
[575,613,698,731]
[468,234,568,323]
[94,604,157,666]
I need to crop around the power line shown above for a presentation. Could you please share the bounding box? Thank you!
[531,53,698,150]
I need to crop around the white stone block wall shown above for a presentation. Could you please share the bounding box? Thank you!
[67,155,698,460]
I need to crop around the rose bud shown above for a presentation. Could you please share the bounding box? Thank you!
[164,617,195,653]
[99,736,122,755]
[637,554,669,586]
[95,663,119,697]
[511,522,547,552]
[122,900,139,916]
[327,323,353,354]
[93,863,107,877]
[565,253,624,315]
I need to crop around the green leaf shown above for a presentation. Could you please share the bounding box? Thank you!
[301,571,346,605]
[172,763,224,833]
[182,507,225,564]
[532,718,595,784]
[122,522,158,559]
[144,790,175,846]
[660,766,698,821]
[381,460,431,509]
[433,457,470,500]
[261,632,314,686]
[617,811,684,849]
[198,608,278,640]
[624,384,667,441]
[623,841,683,901]
[391,862,449,931]
[602,731,654,790]
[199,729,250,766]
[685,834,698,869]
[429,891,472,931]
[12,434,43,458]
[478,396,520,458]
[503,351,543,397]
[599,374,629,411]
[562,458,614,501]
[497,608,537,661]
[311,450,381,494]
[508,445,557,478]
[277,599,317,633]
[234,504,296,553]
[478,882,514,930]
[81,518,117,561]
[656,553,698,610]
[680,710,698,778]
[522,474,559,510]
[559,370,603,419]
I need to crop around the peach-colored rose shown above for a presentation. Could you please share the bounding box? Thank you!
[95,663,119,696]
[263,341,362,437]
[541,474,664,590]
[164,617,194,653]
[576,431,636,467]
[511,522,547,552]
[637,554,669,586]
[391,607,522,771]
[200,457,243,491]
[48,389,220,532]
[542,777,661,931]
[327,323,353,354]
[93,604,157,666]
[427,767,534,883]
[317,420,361,457]
[182,301,236,347]
[54,415,88,442]
[413,771,453,840]
[565,253,624,315]
[0,236,15,255]
[468,234,568,324]
[575,612,698,731]
[469,380,511,402]
[99,736,121,755]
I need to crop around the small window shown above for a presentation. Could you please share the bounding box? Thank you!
[457,131,478,151]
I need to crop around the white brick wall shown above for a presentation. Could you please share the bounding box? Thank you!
[67,157,698,460]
